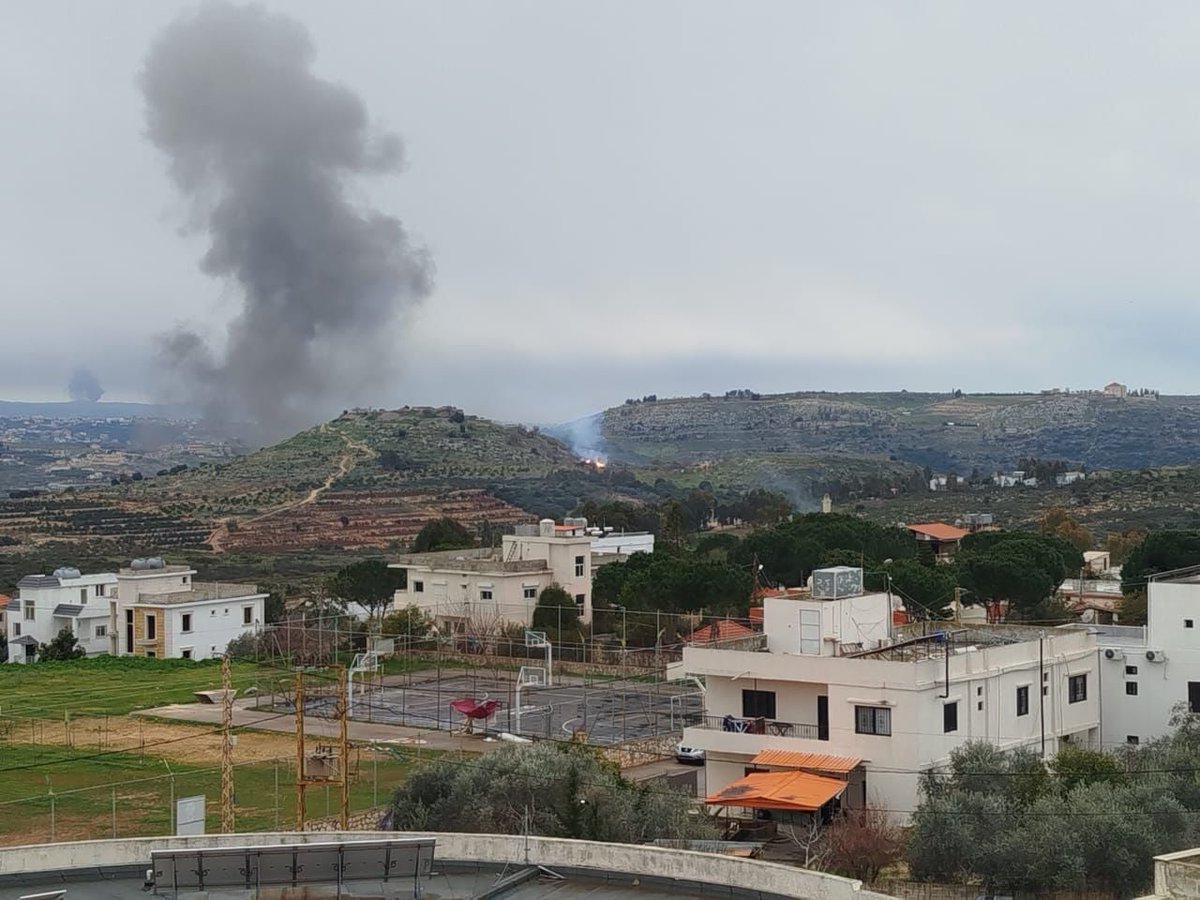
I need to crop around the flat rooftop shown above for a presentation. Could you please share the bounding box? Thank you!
[134,582,263,605]
[391,548,550,574]
[118,564,194,576]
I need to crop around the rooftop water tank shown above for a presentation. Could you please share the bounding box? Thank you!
[52,567,82,580]
[811,566,863,600]
[538,519,555,537]
[130,557,165,570]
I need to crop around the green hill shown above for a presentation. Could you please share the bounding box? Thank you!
[594,390,1200,472]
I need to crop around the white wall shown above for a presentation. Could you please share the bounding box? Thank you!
[686,630,1100,818]
[398,570,555,630]
[6,574,118,663]
[591,532,655,556]
[764,593,891,656]
[164,598,263,659]
[1094,580,1200,748]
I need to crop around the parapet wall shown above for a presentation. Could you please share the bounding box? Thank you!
[0,831,892,900]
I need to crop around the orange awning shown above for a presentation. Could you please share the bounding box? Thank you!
[750,749,861,774]
[705,770,847,811]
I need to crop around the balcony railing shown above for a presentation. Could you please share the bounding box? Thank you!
[691,715,823,740]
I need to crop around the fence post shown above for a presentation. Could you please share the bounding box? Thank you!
[112,786,117,837]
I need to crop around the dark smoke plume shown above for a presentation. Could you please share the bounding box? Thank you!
[140,2,433,438]
[67,367,105,402]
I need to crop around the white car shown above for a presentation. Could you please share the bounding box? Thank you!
[675,743,705,764]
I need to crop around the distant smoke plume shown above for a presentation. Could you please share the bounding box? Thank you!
[140,2,433,438]
[67,367,105,402]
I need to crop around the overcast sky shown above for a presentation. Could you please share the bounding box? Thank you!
[4,2,1200,424]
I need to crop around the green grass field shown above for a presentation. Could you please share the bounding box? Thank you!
[0,656,291,719]
[0,742,434,844]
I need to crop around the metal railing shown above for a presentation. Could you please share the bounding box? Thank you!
[691,715,822,740]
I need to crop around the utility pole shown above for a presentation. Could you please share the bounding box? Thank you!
[220,653,235,834]
[336,664,350,830]
[295,669,306,830]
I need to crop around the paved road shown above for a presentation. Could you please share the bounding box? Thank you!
[141,699,502,754]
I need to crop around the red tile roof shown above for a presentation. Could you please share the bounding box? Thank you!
[907,522,968,541]
[689,619,754,643]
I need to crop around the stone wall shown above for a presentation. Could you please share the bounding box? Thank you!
[599,734,679,769]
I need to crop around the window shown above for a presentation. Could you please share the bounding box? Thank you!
[523,586,537,600]
[181,648,193,660]
[80,588,88,604]
[977,686,982,696]
[94,585,103,597]
[1126,665,1138,676]
[1190,682,1200,714]
[742,689,776,719]
[1042,686,1049,696]
[146,650,156,658]
[575,593,585,607]
[1188,619,1195,629]
[24,601,34,621]
[1043,672,1049,682]
[1017,685,1030,717]
[413,580,424,593]
[480,589,493,601]
[1069,674,1087,703]
[146,614,157,640]
[855,705,891,736]
[943,702,959,733]
[243,606,253,625]
[13,623,20,636]
[182,613,192,633]
[94,624,107,638]
[977,701,983,711]
[1126,682,1139,696]
[1127,735,1139,746]
[575,556,585,578]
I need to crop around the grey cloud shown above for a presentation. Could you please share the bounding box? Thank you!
[140,1,432,439]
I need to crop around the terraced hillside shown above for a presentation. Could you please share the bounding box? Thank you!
[0,407,598,555]
[593,391,1200,472]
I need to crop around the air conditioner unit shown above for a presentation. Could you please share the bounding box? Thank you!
[1145,650,1168,663]
[1103,648,1124,661]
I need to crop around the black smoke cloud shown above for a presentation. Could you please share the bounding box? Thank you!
[67,367,105,402]
[141,1,433,439]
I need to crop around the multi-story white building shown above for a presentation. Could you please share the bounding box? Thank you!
[5,558,265,663]
[1088,569,1200,749]
[110,559,266,660]
[5,568,119,663]
[391,518,593,630]
[680,568,1100,820]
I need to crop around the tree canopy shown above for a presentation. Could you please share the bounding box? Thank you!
[386,742,713,843]
[38,627,85,661]
[908,724,1200,896]
[531,584,578,631]
[412,517,476,553]
[1121,529,1200,594]
[955,531,1082,618]
[327,559,404,622]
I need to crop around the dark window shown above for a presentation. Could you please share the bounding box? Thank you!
[1043,672,1049,682]
[855,706,891,736]
[181,613,192,633]
[1127,735,1139,745]
[146,614,156,640]
[523,586,536,600]
[1017,685,1029,717]
[1043,686,1049,696]
[976,686,982,696]
[146,650,156,658]
[943,702,958,733]
[1126,682,1139,696]
[181,649,192,660]
[977,701,983,711]
[575,556,585,577]
[742,689,776,719]
[1189,682,1200,714]
[413,580,424,593]
[575,593,585,606]
[243,606,253,625]
[1125,665,1138,676]
[1188,619,1195,629]
[1069,674,1087,703]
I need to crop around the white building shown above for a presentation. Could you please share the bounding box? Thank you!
[5,558,265,663]
[590,529,654,557]
[1087,570,1200,749]
[679,567,1101,820]
[1056,471,1086,487]
[110,559,266,660]
[392,518,593,630]
[5,567,119,663]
